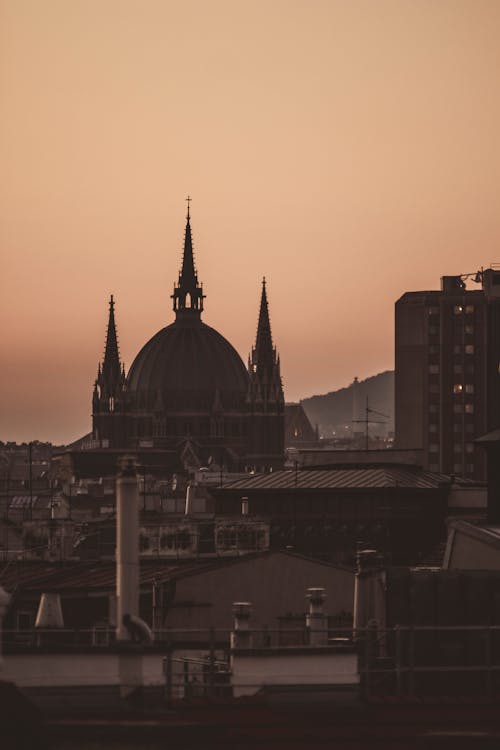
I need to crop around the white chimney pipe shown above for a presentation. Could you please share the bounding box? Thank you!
[230,602,253,649]
[35,593,64,629]
[116,457,140,641]
[241,497,249,516]
[185,483,192,515]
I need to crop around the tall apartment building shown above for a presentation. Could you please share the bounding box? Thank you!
[395,269,500,480]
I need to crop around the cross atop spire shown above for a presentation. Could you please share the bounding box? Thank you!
[172,200,205,319]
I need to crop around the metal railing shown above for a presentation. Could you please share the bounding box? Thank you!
[2,625,344,650]
[359,623,500,699]
[4,623,500,700]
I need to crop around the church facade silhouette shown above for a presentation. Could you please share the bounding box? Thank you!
[91,204,284,472]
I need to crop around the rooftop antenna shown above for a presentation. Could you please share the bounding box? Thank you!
[353,396,389,451]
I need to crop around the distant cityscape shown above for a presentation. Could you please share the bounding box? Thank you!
[2,221,500,747]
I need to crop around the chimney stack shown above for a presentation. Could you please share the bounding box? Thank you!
[306,587,328,646]
[353,549,385,638]
[185,483,192,515]
[231,602,253,649]
[116,456,140,641]
[35,593,64,629]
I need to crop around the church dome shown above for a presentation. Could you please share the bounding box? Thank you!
[127,203,249,414]
[127,316,249,411]
[90,202,284,469]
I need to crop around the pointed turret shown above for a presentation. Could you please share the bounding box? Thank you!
[101,295,122,385]
[253,278,275,374]
[92,295,128,447]
[247,278,285,470]
[249,278,283,395]
[172,198,205,319]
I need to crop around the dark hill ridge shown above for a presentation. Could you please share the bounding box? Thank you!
[300,371,394,438]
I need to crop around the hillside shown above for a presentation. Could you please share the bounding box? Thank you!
[301,371,394,438]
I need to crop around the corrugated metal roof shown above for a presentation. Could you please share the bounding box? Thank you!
[221,468,452,491]
[0,552,352,594]
[10,496,41,509]
[0,559,221,593]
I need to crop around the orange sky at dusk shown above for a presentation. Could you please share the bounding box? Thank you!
[1,0,499,444]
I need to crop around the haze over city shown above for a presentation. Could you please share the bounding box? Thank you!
[1,0,499,444]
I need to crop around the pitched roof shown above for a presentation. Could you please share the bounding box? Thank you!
[0,551,352,595]
[221,467,453,491]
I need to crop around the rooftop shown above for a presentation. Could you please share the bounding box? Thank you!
[0,550,352,593]
[220,467,455,492]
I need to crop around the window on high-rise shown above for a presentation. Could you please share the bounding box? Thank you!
[453,364,463,374]
[454,305,464,314]
[465,384,474,394]
[466,443,474,453]
[465,344,474,355]
[465,403,474,414]
[465,325,474,335]
[465,305,474,314]
[429,364,439,374]
[429,443,439,453]
[453,384,463,394]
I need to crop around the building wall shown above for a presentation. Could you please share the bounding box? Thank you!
[445,527,500,570]
[214,485,448,566]
[395,293,427,451]
[2,648,211,690]
[395,273,500,480]
[231,650,358,697]
[164,553,354,632]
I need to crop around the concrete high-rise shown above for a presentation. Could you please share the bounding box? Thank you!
[395,269,500,480]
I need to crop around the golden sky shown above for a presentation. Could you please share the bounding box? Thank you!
[1,0,499,444]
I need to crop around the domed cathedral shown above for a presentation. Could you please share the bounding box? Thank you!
[91,204,285,473]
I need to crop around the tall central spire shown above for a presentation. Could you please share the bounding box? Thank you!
[172,198,205,319]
